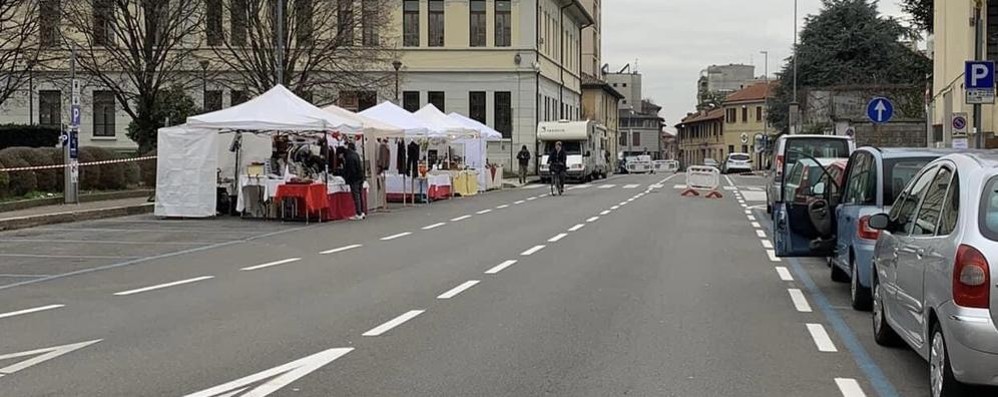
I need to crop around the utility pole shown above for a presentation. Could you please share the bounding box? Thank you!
[276,0,284,86]
[761,50,769,169]
[974,1,984,149]
[64,44,79,204]
[790,0,799,135]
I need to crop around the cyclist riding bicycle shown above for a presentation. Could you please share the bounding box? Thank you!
[547,141,568,195]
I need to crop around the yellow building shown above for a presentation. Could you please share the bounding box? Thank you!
[721,82,776,167]
[676,108,724,167]
[930,0,998,148]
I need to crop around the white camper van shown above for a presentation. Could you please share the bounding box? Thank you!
[537,120,608,182]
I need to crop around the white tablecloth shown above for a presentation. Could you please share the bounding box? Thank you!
[385,174,451,194]
[236,176,286,212]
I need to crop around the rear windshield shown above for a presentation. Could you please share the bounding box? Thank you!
[883,158,934,204]
[784,138,850,166]
[730,153,750,161]
[543,141,582,155]
[981,176,998,241]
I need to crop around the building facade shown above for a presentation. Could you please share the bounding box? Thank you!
[676,109,724,167]
[930,0,998,148]
[619,100,664,159]
[395,0,593,171]
[606,68,642,110]
[721,82,776,168]
[581,77,622,166]
[697,64,756,105]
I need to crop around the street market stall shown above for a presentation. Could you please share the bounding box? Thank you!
[155,85,366,220]
[447,112,504,192]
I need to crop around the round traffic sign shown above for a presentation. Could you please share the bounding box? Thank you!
[867,97,894,124]
[953,115,967,131]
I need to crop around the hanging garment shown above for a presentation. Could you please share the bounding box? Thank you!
[396,139,406,175]
[407,141,420,177]
[377,141,391,174]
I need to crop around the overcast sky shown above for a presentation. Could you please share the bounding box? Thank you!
[602,0,907,130]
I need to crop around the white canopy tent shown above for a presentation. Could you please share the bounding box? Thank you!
[412,105,478,138]
[358,102,436,137]
[155,85,365,218]
[321,103,403,137]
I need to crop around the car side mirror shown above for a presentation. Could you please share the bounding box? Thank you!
[812,182,826,196]
[868,213,890,230]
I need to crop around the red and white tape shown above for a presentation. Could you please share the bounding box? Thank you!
[0,156,157,173]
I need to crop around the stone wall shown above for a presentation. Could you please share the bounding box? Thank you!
[851,121,927,148]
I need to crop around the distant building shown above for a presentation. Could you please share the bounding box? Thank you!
[721,82,777,168]
[582,75,624,166]
[676,109,725,167]
[697,64,756,106]
[619,100,665,159]
[606,67,642,110]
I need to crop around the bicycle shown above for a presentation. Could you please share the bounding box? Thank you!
[549,168,565,196]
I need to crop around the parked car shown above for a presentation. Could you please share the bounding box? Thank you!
[774,157,842,251]
[723,152,753,174]
[766,134,855,214]
[866,152,998,396]
[703,158,720,168]
[826,148,951,310]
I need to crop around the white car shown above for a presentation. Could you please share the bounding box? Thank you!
[703,158,720,168]
[723,153,753,174]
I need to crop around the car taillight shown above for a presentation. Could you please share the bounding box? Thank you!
[857,216,881,240]
[953,245,991,309]
[775,155,784,177]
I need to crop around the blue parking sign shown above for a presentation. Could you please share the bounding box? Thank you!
[965,61,996,104]
[70,104,81,126]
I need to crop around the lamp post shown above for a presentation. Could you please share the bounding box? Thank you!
[789,0,800,135]
[392,60,403,105]
[200,60,210,109]
[760,50,769,169]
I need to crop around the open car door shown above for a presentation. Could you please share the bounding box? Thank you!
[774,157,839,257]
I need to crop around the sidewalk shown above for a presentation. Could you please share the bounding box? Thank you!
[502,176,541,189]
[0,196,154,231]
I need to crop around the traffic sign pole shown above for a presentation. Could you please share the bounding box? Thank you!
[64,45,79,204]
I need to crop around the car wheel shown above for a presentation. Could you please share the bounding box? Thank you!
[850,256,873,311]
[872,276,902,347]
[930,323,969,397]
[831,261,849,283]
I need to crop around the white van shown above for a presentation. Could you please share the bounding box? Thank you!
[765,134,855,214]
[537,120,608,182]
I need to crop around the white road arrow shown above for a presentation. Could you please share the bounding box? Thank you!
[183,347,354,397]
[874,100,887,122]
[0,339,101,377]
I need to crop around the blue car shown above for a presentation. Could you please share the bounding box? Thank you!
[828,148,951,310]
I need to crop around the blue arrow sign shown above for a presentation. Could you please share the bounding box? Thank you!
[867,97,894,124]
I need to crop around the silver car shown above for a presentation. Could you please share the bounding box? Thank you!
[867,152,998,396]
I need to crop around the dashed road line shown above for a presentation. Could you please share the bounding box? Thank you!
[788,289,813,312]
[422,222,447,230]
[548,233,568,242]
[755,229,767,238]
[598,184,616,189]
[496,204,510,209]
[0,304,65,320]
[380,232,413,241]
[600,210,611,215]
[775,267,794,281]
[527,197,537,201]
[587,216,599,222]
[241,258,301,271]
[437,280,480,299]
[747,215,757,221]
[476,209,493,215]
[113,276,215,296]
[321,244,363,255]
[568,224,585,232]
[806,323,838,352]
[766,249,781,262]
[751,222,761,228]
[611,205,620,210]
[451,215,473,222]
[834,378,868,397]
[485,260,517,274]
[623,184,640,189]
[362,310,425,337]
[514,200,526,205]
[520,245,546,256]
[761,239,773,249]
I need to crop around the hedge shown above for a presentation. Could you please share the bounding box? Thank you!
[0,150,37,197]
[0,158,9,197]
[0,145,154,198]
[3,147,61,192]
[0,124,61,151]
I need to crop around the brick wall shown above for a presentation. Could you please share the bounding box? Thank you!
[852,121,927,148]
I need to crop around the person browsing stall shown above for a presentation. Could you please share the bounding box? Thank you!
[343,142,366,220]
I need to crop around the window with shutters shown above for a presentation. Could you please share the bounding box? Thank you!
[338,0,354,46]
[495,0,511,47]
[38,90,61,129]
[206,0,223,46]
[92,91,116,137]
[469,91,486,124]
[494,92,512,139]
[470,0,486,47]
[93,0,114,46]
[40,0,61,48]
[428,0,444,47]
[403,0,419,47]
[362,0,379,46]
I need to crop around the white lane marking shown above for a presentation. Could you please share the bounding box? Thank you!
[747,215,757,221]
[623,184,640,189]
[755,229,767,238]
[674,184,687,189]
[241,258,301,271]
[451,215,473,222]
[520,245,546,256]
[539,194,549,198]
[514,200,526,205]
[0,304,65,320]
[761,239,773,249]
[114,276,215,296]
[766,249,781,262]
[600,210,611,215]
[788,289,813,312]
[437,280,480,299]
[422,222,447,230]
[775,267,794,281]
[611,205,620,210]
[619,201,628,206]
[724,175,734,186]
[362,310,425,336]
[744,210,752,214]
[723,186,738,191]
[548,233,568,242]
[380,232,413,241]
[523,184,546,189]
[587,216,599,222]
[182,347,354,397]
[598,184,616,189]
[476,209,493,215]
[496,204,510,209]
[806,323,838,352]
[320,244,363,255]
[649,184,664,189]
[527,197,537,201]
[751,222,761,228]
[834,378,868,397]
[568,224,585,232]
[0,339,102,376]
[485,260,517,274]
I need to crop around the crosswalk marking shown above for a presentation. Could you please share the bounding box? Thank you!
[623,184,640,189]
[598,184,616,189]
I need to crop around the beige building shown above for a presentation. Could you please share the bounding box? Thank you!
[676,108,725,167]
[721,82,776,167]
[577,0,621,167]
[930,0,998,148]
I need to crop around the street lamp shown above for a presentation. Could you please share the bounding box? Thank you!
[199,60,210,109]
[392,60,403,105]
[790,0,800,135]
[759,50,769,170]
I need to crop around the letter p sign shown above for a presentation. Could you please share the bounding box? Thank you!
[965,61,996,89]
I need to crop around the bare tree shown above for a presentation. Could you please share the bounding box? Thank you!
[0,0,43,108]
[212,0,398,106]
[62,0,203,151]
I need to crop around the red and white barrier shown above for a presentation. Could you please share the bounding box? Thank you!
[0,156,157,173]
[680,166,723,199]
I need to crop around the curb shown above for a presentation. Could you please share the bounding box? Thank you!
[0,203,154,232]
[0,190,154,213]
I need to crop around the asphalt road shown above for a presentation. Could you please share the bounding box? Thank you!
[0,172,935,396]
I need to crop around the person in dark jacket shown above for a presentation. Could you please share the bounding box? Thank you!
[547,141,567,194]
[343,142,366,220]
[516,145,531,184]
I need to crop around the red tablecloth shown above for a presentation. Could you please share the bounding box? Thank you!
[324,190,368,221]
[275,183,328,218]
